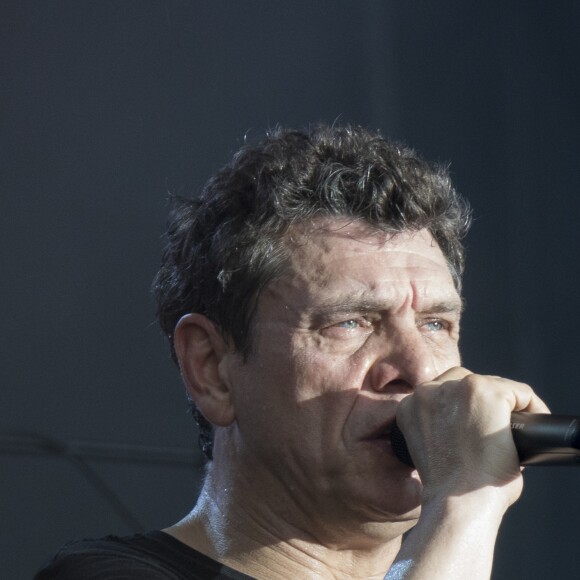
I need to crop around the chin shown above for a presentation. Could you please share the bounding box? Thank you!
[364,469,424,521]
[323,451,424,524]
[347,500,421,546]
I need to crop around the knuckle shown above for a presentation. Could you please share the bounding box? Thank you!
[460,373,484,393]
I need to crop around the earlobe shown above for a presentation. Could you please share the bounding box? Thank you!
[173,313,235,427]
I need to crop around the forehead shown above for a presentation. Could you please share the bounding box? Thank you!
[266,219,459,310]
[289,219,445,265]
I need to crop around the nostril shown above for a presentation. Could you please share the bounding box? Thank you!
[367,360,419,393]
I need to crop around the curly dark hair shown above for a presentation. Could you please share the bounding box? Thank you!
[153,124,471,460]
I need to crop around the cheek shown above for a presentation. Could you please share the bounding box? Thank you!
[290,343,372,402]
[441,340,461,367]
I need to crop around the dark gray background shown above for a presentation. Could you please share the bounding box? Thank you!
[2,1,579,578]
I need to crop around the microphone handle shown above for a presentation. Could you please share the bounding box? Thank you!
[391,413,580,467]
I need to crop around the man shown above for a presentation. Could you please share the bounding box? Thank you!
[37,125,549,579]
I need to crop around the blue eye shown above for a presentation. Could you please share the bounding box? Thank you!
[337,319,359,330]
[424,320,445,331]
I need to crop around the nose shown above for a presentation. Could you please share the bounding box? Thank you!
[366,327,437,394]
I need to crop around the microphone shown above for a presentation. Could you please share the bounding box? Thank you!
[391,413,580,467]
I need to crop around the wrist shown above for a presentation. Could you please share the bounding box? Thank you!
[391,487,510,580]
[421,485,511,528]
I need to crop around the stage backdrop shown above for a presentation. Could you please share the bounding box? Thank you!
[2,2,580,578]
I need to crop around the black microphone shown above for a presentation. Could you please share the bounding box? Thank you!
[391,413,580,467]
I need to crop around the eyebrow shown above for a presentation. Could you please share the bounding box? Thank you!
[419,300,465,315]
[308,295,464,325]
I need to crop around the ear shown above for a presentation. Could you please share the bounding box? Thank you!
[173,313,235,427]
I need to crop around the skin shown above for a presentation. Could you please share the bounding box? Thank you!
[168,219,549,579]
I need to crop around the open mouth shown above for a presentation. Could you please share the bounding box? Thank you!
[375,428,392,441]
[364,421,395,443]
[361,420,416,468]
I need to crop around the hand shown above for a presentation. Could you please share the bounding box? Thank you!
[396,367,550,507]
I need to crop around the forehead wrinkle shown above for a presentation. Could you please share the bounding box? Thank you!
[409,278,462,314]
[290,238,451,284]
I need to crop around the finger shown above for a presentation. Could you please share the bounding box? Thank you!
[429,366,472,384]
[435,369,550,415]
[513,388,551,414]
[489,376,551,415]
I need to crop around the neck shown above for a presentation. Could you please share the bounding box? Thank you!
[165,454,408,579]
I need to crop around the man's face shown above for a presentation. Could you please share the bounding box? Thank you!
[222,219,462,528]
